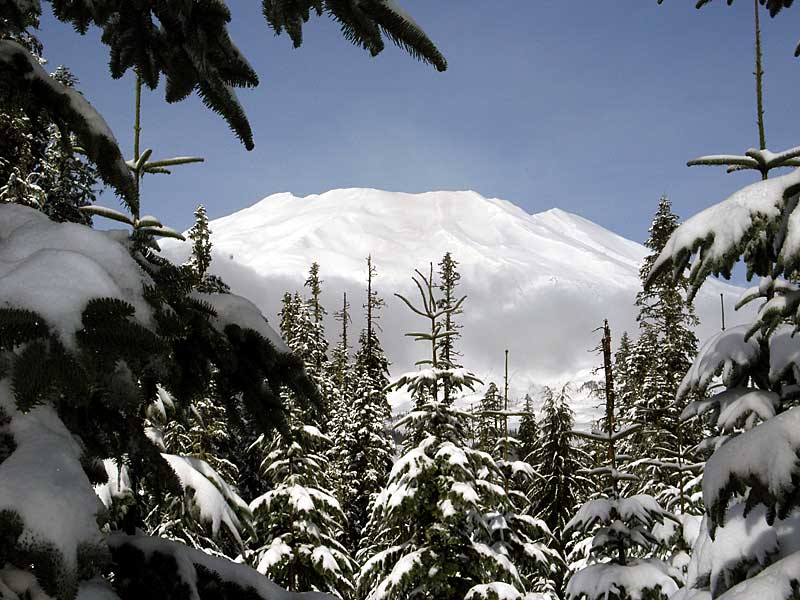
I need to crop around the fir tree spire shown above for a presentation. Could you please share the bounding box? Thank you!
[187,204,212,281]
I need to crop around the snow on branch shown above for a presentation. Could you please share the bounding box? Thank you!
[464,581,523,599]
[0,380,106,598]
[565,495,669,534]
[565,560,679,600]
[0,204,153,347]
[716,549,800,599]
[107,533,335,599]
[687,146,800,177]
[572,424,641,443]
[682,387,779,433]
[677,325,762,400]
[703,406,800,529]
[161,454,250,546]
[192,291,289,353]
[648,166,800,298]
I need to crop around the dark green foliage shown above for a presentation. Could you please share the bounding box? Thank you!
[516,393,539,461]
[0,308,49,351]
[0,63,98,225]
[617,197,703,513]
[111,544,196,600]
[532,387,591,598]
[0,39,133,204]
[262,0,447,71]
[476,382,502,453]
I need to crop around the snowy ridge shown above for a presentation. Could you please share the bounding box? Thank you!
[161,188,753,427]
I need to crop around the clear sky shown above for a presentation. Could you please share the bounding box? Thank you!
[36,1,800,243]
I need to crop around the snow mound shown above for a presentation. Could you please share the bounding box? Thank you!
[565,560,678,600]
[0,204,151,346]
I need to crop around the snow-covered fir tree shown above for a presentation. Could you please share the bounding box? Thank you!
[476,382,503,453]
[566,322,681,600]
[650,136,800,598]
[358,265,555,600]
[327,292,354,496]
[330,292,353,395]
[531,386,591,599]
[0,0,448,596]
[135,386,253,560]
[249,400,356,598]
[437,252,463,404]
[185,204,231,293]
[0,61,98,225]
[620,196,703,509]
[516,393,540,463]
[337,257,394,553]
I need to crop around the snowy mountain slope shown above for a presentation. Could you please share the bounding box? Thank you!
[161,188,753,427]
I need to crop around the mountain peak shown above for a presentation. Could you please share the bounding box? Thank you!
[162,188,749,427]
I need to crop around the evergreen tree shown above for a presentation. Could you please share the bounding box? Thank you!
[330,291,353,393]
[647,134,800,596]
[619,197,703,511]
[436,252,462,369]
[531,387,590,599]
[476,382,503,453]
[328,292,354,496]
[305,262,328,370]
[358,266,554,600]
[249,402,356,598]
[140,386,252,560]
[337,259,393,553]
[437,252,463,404]
[613,332,635,425]
[185,204,230,293]
[361,255,389,394]
[0,0,448,596]
[516,393,540,462]
[566,326,680,600]
[0,62,98,224]
[187,205,212,281]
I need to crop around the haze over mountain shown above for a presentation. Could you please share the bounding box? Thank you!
[162,188,753,426]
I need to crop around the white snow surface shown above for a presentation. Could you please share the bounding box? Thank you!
[160,188,751,427]
[0,204,151,346]
[565,560,678,600]
[465,581,523,599]
[703,406,800,515]
[716,550,800,600]
[0,379,104,580]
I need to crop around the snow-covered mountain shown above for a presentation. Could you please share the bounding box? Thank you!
[162,188,752,427]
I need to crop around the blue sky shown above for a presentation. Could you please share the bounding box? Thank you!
[37,1,800,243]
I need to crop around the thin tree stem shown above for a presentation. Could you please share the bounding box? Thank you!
[754,0,767,159]
[133,71,143,218]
